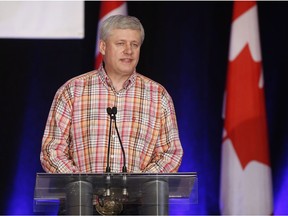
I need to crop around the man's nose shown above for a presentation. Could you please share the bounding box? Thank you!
[123,44,132,54]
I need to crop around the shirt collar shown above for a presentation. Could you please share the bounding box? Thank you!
[98,64,137,91]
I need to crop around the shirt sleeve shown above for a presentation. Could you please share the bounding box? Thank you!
[40,85,79,173]
[143,90,183,173]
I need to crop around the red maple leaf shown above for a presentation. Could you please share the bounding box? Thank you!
[224,44,270,169]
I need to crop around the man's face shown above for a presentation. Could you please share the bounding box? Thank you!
[100,28,141,77]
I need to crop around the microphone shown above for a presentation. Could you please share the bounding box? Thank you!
[111,107,127,173]
[106,106,127,172]
[106,107,113,173]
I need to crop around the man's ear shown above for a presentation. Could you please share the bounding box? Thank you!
[99,40,106,55]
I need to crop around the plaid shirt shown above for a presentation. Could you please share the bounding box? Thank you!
[40,67,183,173]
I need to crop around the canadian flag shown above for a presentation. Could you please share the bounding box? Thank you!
[220,1,273,215]
[94,1,128,69]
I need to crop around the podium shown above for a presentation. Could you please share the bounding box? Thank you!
[34,172,197,215]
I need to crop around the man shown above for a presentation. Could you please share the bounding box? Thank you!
[40,15,183,174]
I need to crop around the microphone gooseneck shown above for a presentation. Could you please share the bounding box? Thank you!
[106,106,127,173]
[112,107,127,173]
[106,107,113,173]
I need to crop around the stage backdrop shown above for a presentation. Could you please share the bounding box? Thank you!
[0,1,288,215]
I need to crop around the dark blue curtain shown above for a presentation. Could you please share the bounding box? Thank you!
[1,1,287,215]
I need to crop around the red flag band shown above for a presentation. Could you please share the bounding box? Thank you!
[220,1,273,215]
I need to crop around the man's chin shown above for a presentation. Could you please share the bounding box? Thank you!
[120,67,135,75]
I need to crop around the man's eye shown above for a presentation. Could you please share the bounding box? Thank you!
[132,43,139,48]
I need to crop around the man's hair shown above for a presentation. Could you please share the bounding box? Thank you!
[100,15,145,44]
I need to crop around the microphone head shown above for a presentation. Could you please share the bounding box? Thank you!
[106,107,112,115]
[112,107,117,115]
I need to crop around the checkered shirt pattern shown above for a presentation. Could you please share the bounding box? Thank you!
[40,67,183,173]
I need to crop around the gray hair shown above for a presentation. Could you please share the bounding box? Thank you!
[100,15,145,44]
